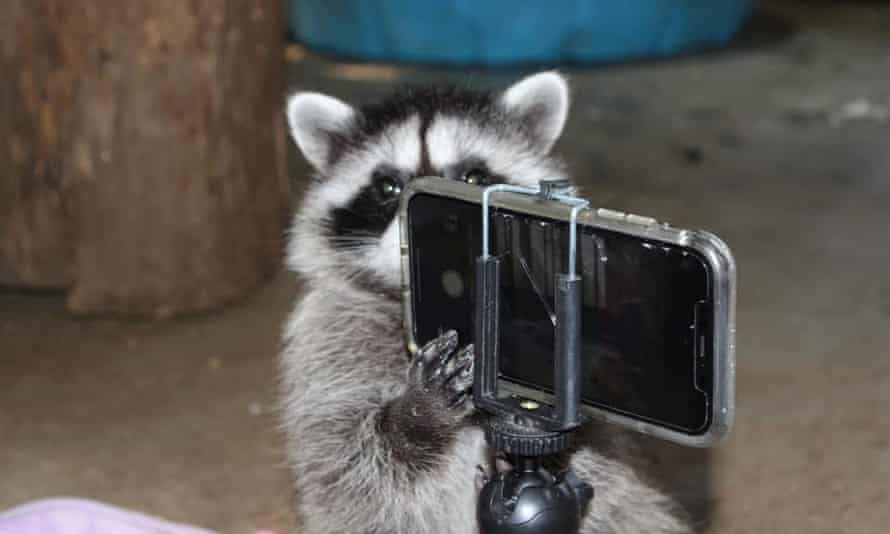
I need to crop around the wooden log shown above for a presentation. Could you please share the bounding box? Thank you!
[0,1,290,317]
[0,1,78,288]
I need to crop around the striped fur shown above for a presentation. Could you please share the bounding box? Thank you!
[279,72,692,534]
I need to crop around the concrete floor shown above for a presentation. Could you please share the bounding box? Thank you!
[2,1,889,532]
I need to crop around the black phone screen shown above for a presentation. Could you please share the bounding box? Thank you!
[408,193,713,435]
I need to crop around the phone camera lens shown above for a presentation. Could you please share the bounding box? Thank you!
[444,213,460,233]
[441,270,464,299]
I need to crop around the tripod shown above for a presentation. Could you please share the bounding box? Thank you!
[474,181,594,534]
[476,420,593,533]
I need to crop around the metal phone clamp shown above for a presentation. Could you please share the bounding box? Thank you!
[475,179,594,534]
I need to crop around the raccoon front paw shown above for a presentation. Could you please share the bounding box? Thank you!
[408,330,474,418]
[377,331,474,466]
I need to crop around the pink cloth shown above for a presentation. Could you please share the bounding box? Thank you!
[0,499,219,534]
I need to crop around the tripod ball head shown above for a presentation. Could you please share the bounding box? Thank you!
[478,456,593,534]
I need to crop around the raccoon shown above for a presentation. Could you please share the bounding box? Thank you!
[279,72,693,534]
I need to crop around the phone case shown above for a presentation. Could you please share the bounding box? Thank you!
[399,177,736,447]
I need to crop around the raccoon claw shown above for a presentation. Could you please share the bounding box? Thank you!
[475,464,490,491]
[411,330,475,411]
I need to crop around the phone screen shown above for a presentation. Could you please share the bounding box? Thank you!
[408,193,713,435]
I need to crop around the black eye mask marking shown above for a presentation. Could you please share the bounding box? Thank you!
[326,167,406,244]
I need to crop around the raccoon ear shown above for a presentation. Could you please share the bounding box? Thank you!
[286,92,355,170]
[500,71,569,153]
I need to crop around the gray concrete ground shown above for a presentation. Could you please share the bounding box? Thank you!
[2,1,889,532]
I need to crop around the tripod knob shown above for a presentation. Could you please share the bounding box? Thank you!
[478,456,594,534]
[485,418,570,457]
[538,179,577,199]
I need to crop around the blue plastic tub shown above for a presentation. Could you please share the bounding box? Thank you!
[288,0,754,66]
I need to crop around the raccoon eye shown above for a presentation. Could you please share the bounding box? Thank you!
[462,168,488,186]
[376,175,403,199]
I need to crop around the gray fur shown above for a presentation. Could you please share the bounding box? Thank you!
[279,72,693,534]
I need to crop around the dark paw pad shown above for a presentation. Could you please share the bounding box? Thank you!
[410,330,474,413]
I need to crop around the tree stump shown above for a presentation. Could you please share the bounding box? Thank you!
[0,1,290,317]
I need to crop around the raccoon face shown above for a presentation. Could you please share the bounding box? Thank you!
[285,72,570,294]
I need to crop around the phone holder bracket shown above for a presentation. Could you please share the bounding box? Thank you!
[475,180,590,431]
[474,180,594,534]
[537,178,577,199]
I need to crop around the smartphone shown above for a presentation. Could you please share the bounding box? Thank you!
[399,178,736,447]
